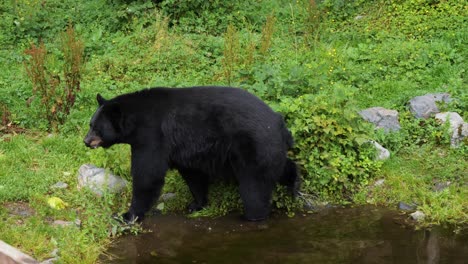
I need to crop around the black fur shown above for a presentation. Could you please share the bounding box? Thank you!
[84,86,299,222]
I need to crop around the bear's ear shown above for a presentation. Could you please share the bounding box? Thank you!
[106,103,123,131]
[97,94,106,106]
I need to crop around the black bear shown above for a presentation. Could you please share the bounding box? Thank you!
[84,86,298,222]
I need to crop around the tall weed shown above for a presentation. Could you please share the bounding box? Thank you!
[222,24,241,85]
[304,0,323,44]
[259,14,276,57]
[1,103,12,127]
[24,25,84,131]
[61,25,84,116]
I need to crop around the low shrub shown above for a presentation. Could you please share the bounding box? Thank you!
[278,85,381,201]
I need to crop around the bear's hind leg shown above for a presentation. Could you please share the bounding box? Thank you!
[179,168,209,212]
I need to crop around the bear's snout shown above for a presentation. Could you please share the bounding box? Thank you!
[84,134,103,149]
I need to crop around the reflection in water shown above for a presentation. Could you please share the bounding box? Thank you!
[103,207,468,264]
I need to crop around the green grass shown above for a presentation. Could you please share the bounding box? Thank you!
[359,144,467,227]
[0,0,467,262]
[0,133,132,262]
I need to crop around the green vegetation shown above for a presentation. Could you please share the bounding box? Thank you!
[0,0,466,262]
[279,87,380,201]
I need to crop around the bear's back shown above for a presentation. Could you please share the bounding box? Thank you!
[113,86,276,121]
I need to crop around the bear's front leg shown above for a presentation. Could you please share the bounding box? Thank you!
[123,176,165,222]
[123,146,168,223]
[178,168,209,212]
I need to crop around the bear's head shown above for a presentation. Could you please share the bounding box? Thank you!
[84,94,123,149]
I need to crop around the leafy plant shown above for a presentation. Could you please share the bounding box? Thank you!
[157,0,262,34]
[188,182,242,218]
[374,110,452,153]
[272,185,302,217]
[279,86,380,201]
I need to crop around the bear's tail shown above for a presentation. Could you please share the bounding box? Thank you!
[279,158,300,196]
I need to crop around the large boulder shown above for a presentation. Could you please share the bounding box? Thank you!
[77,164,127,196]
[409,93,451,119]
[359,107,401,132]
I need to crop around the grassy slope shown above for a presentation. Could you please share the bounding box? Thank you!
[0,0,466,262]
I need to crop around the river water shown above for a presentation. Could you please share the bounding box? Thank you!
[102,206,467,264]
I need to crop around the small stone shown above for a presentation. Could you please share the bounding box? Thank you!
[156,202,165,211]
[51,182,68,189]
[370,141,390,160]
[398,202,416,211]
[410,210,425,221]
[74,219,82,227]
[52,220,74,227]
[160,192,176,201]
[374,179,385,187]
[77,164,127,196]
[433,181,451,192]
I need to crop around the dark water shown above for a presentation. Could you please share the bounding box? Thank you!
[103,207,468,264]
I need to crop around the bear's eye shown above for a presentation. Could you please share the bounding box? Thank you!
[89,124,99,134]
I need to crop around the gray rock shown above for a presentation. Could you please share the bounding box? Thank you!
[52,220,75,227]
[398,202,417,211]
[410,210,426,221]
[433,181,451,192]
[77,164,127,196]
[409,93,451,119]
[360,107,401,132]
[461,123,468,141]
[370,141,390,160]
[435,112,467,147]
